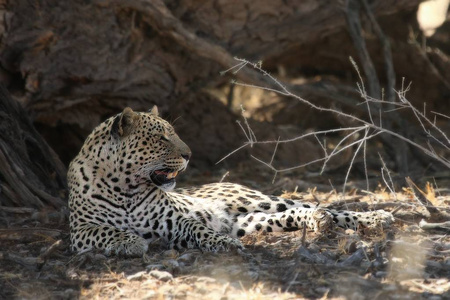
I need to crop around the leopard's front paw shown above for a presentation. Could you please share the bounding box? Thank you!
[369,210,395,228]
[312,208,334,233]
[105,235,149,257]
[199,234,243,252]
[225,236,244,251]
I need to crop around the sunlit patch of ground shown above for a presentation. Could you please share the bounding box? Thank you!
[1,175,449,299]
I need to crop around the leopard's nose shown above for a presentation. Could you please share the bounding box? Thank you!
[181,152,191,161]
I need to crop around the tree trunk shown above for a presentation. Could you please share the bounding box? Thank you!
[0,85,66,209]
[1,0,426,124]
[1,0,448,175]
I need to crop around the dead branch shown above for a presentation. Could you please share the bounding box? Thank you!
[300,225,307,247]
[3,252,40,271]
[4,239,63,271]
[371,243,386,270]
[419,219,450,233]
[0,228,62,241]
[220,55,450,195]
[38,239,64,264]
[339,247,367,267]
[0,206,37,214]
[296,246,333,265]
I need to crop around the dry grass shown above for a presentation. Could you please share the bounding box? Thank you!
[1,178,449,299]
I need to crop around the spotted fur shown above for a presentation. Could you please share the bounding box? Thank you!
[68,107,394,257]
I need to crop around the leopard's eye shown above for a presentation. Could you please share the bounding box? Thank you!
[160,134,169,141]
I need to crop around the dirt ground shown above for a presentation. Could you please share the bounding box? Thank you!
[1,170,449,299]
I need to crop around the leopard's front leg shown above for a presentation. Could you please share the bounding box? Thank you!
[169,217,242,252]
[71,223,148,257]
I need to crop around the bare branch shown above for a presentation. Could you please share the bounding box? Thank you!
[343,127,370,195]
[321,127,365,174]
[379,153,397,200]
[231,60,450,168]
[431,111,450,120]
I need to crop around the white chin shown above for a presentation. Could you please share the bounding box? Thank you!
[159,181,176,191]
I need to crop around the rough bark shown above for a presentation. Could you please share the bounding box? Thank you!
[0,85,66,209]
[1,0,426,122]
[1,0,447,174]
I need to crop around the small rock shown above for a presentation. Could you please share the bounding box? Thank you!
[444,257,450,266]
[63,289,75,297]
[93,254,107,261]
[349,292,365,300]
[405,225,421,232]
[127,271,147,281]
[425,295,442,300]
[375,271,388,278]
[346,240,358,253]
[163,259,180,273]
[196,276,216,283]
[162,249,179,259]
[322,251,338,261]
[296,246,314,262]
[315,287,330,294]
[308,243,321,253]
[426,260,443,270]
[149,270,173,282]
[246,270,259,281]
[226,265,242,276]
[145,264,164,271]
[178,251,200,264]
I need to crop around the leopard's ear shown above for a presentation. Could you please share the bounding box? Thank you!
[149,105,159,116]
[111,107,140,139]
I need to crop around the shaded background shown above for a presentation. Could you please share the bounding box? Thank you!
[0,0,449,208]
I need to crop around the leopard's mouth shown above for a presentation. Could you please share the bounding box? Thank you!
[150,169,180,186]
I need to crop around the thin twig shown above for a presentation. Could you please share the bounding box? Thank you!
[431,111,450,120]
[223,59,450,169]
[343,127,370,196]
[321,127,365,174]
[301,223,307,247]
[250,131,382,174]
[363,137,369,191]
[220,171,230,183]
[378,153,397,200]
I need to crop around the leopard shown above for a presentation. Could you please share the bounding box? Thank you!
[68,107,394,257]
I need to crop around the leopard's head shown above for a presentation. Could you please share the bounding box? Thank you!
[110,107,191,191]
